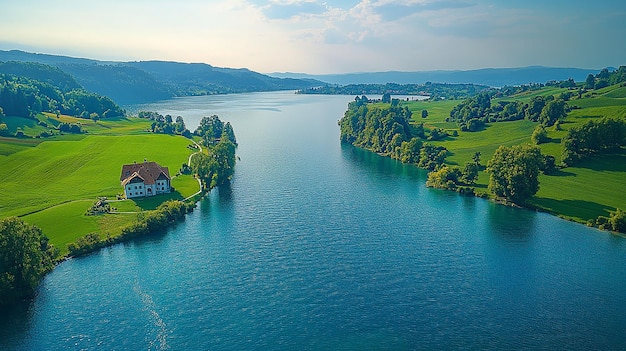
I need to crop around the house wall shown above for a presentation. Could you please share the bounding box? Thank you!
[155,179,171,194]
[145,184,156,197]
[121,171,171,198]
[125,182,146,198]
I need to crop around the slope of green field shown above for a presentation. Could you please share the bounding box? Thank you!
[532,154,626,221]
[403,83,626,224]
[0,113,201,253]
[0,134,193,217]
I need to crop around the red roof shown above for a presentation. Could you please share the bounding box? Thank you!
[120,161,170,186]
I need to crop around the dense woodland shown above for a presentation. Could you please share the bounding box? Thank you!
[339,96,448,171]
[0,69,124,121]
[0,217,56,306]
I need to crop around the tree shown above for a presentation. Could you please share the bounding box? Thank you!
[381,93,391,103]
[0,123,8,136]
[487,144,544,204]
[585,74,595,89]
[421,110,428,118]
[531,125,549,144]
[471,151,481,165]
[0,217,55,305]
[539,99,566,126]
[221,122,237,145]
[461,162,479,184]
[426,165,461,190]
[561,118,626,166]
[608,209,626,233]
[195,115,225,146]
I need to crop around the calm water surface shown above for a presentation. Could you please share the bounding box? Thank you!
[2,92,625,350]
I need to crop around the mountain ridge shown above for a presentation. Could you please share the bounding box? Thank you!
[269,66,603,87]
[0,50,323,104]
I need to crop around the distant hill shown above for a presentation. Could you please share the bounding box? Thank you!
[270,66,603,87]
[126,61,323,96]
[0,50,323,104]
[0,61,81,92]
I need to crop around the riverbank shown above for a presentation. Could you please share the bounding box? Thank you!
[339,83,626,233]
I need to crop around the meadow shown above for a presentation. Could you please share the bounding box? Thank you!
[0,114,200,254]
[405,84,626,224]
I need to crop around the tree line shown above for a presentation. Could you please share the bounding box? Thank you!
[0,73,124,121]
[190,115,238,189]
[138,111,191,138]
[584,66,626,90]
[339,96,448,171]
[448,92,568,131]
[299,82,489,100]
[561,118,626,166]
[68,200,195,257]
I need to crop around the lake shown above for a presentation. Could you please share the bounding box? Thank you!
[2,91,625,350]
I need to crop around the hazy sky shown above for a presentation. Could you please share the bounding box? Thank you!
[1,0,624,74]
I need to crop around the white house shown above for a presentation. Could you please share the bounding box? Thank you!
[120,161,171,199]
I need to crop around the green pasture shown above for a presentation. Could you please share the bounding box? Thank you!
[498,86,568,102]
[432,120,538,165]
[0,134,193,217]
[401,83,626,224]
[0,113,200,254]
[39,112,153,135]
[532,153,626,222]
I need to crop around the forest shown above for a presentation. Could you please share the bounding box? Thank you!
[0,70,124,121]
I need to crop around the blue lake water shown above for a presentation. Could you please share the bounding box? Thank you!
[2,92,626,350]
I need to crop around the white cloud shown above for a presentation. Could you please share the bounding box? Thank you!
[0,0,623,73]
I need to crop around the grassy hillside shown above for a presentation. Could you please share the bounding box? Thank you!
[0,114,199,254]
[404,83,626,224]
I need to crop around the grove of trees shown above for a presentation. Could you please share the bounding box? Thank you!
[561,118,626,166]
[339,97,449,170]
[0,73,124,120]
[138,111,191,137]
[448,92,568,130]
[191,115,238,189]
[0,217,56,306]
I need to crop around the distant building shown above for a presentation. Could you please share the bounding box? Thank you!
[120,161,171,199]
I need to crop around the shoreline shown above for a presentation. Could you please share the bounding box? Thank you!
[373,146,625,236]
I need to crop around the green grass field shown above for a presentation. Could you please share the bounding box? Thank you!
[403,83,626,224]
[532,153,626,221]
[0,113,200,254]
[0,134,193,217]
